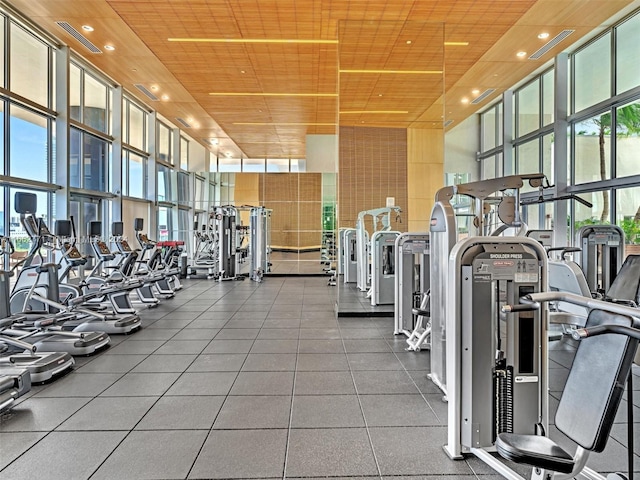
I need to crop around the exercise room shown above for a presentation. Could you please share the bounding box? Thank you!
[1,1,640,479]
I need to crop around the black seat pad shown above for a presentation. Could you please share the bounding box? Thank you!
[496,433,574,474]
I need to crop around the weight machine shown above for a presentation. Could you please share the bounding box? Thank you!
[393,232,430,341]
[444,236,549,479]
[341,228,357,284]
[355,206,402,293]
[249,206,271,282]
[429,173,550,397]
[370,230,400,305]
[576,224,624,295]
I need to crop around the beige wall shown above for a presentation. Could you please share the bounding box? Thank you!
[407,128,444,232]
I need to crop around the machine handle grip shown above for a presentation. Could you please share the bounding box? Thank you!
[501,298,540,313]
[572,324,640,341]
[0,236,15,255]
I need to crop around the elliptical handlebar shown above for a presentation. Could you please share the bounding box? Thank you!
[0,235,15,255]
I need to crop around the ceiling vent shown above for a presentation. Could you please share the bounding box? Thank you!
[175,117,192,128]
[134,84,159,101]
[443,119,454,127]
[55,21,102,54]
[471,88,496,105]
[529,29,575,60]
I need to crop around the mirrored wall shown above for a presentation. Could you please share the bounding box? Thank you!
[194,172,336,275]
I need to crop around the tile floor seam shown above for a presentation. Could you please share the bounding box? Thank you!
[383,335,445,424]
[280,320,299,480]
[338,320,384,478]
[184,278,286,479]
[84,282,233,479]
[0,429,55,474]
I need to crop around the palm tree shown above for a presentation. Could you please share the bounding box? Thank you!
[591,103,640,223]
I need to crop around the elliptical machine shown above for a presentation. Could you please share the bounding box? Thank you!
[0,235,75,382]
[6,194,111,354]
[111,221,174,300]
[134,218,183,288]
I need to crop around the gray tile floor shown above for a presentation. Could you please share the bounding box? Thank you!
[0,276,638,479]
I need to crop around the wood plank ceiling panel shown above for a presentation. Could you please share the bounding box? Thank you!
[5,0,638,159]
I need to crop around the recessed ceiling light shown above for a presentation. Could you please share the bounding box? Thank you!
[161,94,169,100]
[461,98,469,104]
[516,51,527,57]
[232,122,336,126]
[240,70,246,74]
[340,69,442,74]
[210,138,219,145]
[150,85,158,91]
[472,89,480,95]
[209,92,337,97]
[340,110,408,114]
[82,25,94,32]
[378,94,383,97]
[406,40,412,45]
[104,45,115,51]
[538,32,550,39]
[168,38,338,45]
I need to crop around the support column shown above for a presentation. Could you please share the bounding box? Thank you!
[554,53,569,246]
[502,90,514,176]
[55,46,70,220]
[111,86,123,223]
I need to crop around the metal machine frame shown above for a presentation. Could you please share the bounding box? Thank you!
[394,232,430,336]
[576,224,624,294]
[370,231,400,306]
[444,236,549,479]
[355,206,401,292]
[342,228,358,284]
[429,174,547,397]
[249,206,271,282]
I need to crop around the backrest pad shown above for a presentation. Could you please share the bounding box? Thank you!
[555,308,638,452]
[606,255,640,304]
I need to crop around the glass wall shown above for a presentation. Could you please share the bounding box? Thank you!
[0,15,57,264]
[125,99,146,151]
[516,79,540,137]
[10,24,49,108]
[157,164,172,202]
[573,33,611,114]
[70,62,111,135]
[9,105,49,182]
[122,97,148,201]
[180,136,188,171]
[573,110,611,184]
[123,151,145,199]
[478,8,640,235]
[157,122,172,164]
[615,99,640,178]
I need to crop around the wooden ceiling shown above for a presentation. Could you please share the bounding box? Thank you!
[5,0,639,159]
